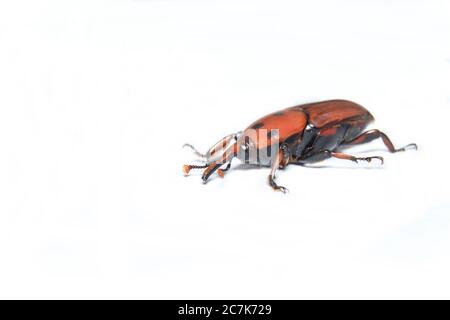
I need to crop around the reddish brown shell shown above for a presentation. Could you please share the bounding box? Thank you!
[242,100,373,150]
[243,108,307,149]
[300,99,374,128]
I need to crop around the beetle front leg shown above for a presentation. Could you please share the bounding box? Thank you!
[202,145,238,183]
[217,159,233,178]
[268,149,288,193]
[202,162,222,183]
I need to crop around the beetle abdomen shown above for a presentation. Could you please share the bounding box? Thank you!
[292,100,374,158]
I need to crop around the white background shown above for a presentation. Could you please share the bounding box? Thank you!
[0,0,449,299]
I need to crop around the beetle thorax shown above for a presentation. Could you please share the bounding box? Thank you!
[236,128,280,166]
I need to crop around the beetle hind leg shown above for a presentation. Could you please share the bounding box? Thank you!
[344,129,418,153]
[297,149,384,166]
[328,151,384,164]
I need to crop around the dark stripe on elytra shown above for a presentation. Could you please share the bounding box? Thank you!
[251,122,264,129]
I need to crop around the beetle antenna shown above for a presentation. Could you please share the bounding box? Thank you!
[183,143,207,159]
[183,164,208,176]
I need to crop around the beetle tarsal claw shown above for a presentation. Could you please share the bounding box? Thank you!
[393,143,418,153]
[375,156,384,164]
[368,156,384,164]
[402,143,418,152]
[355,156,384,165]
[275,186,289,193]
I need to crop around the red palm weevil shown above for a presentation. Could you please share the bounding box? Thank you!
[183,100,417,192]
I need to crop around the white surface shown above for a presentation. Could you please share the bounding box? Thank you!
[0,0,449,299]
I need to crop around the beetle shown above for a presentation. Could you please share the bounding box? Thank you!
[183,99,417,192]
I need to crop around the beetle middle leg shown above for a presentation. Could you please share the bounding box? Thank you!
[298,149,384,165]
[343,129,417,153]
[268,149,288,193]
